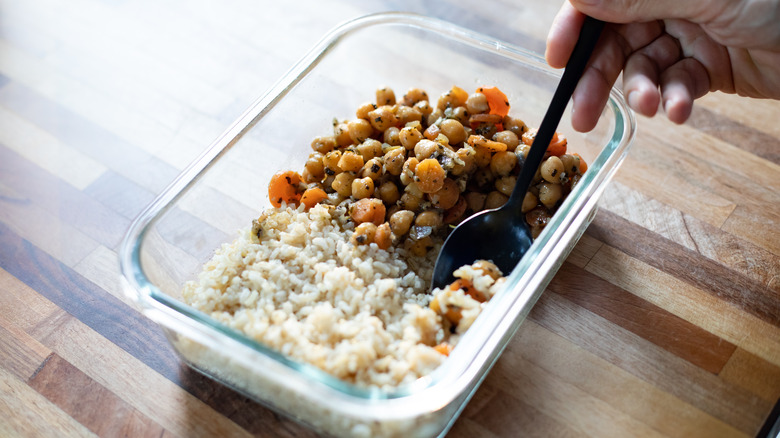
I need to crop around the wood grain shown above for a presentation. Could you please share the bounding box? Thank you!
[0,0,778,436]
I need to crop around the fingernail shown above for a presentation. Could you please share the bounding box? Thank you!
[627,91,639,111]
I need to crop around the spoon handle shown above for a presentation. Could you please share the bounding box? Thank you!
[508,16,605,212]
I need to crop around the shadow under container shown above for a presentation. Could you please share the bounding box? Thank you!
[119,12,636,438]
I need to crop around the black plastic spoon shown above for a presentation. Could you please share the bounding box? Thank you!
[431,16,605,290]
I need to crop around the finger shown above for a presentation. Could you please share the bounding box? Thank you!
[659,57,711,124]
[569,0,716,23]
[569,24,649,131]
[546,2,586,69]
[622,34,683,116]
[571,63,614,132]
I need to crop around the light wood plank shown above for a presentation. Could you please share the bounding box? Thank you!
[0,105,105,190]
[507,321,746,438]
[0,313,51,381]
[0,183,99,267]
[586,244,780,367]
[601,181,780,289]
[698,92,780,139]
[565,233,603,268]
[530,292,766,435]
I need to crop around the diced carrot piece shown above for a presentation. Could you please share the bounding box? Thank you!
[300,187,327,210]
[268,170,302,208]
[547,132,568,156]
[476,86,510,117]
[434,342,453,356]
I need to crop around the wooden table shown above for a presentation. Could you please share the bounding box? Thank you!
[2,0,778,436]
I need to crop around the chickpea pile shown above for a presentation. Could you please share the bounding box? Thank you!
[267,85,588,254]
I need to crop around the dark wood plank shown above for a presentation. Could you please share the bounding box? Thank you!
[28,354,167,438]
[0,219,182,383]
[586,209,780,326]
[548,262,737,374]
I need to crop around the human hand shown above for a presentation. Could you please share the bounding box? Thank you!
[546,0,780,131]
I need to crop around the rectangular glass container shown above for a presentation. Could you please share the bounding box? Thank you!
[119,12,635,438]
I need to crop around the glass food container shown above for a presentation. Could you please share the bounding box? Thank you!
[119,12,635,438]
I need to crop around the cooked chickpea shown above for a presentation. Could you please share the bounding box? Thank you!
[360,158,383,180]
[399,192,422,212]
[473,146,493,168]
[489,151,518,177]
[472,167,494,189]
[484,191,508,209]
[352,177,375,199]
[451,107,470,125]
[376,87,396,106]
[493,130,520,151]
[560,153,582,175]
[384,147,406,176]
[333,122,352,147]
[377,181,400,204]
[437,86,468,110]
[399,126,423,150]
[358,140,382,160]
[439,119,467,145]
[503,116,527,136]
[415,210,443,228]
[465,191,487,211]
[451,146,477,177]
[414,139,439,160]
[311,136,336,154]
[395,105,423,125]
[347,118,374,143]
[427,109,444,127]
[389,210,414,236]
[304,153,325,179]
[516,144,530,159]
[404,181,424,199]
[322,150,342,175]
[399,157,419,186]
[338,150,364,173]
[402,88,428,106]
[383,127,401,146]
[466,92,489,114]
[494,176,516,197]
[356,102,378,120]
[351,222,377,245]
[331,172,355,197]
[406,235,434,257]
[541,156,565,183]
[538,182,562,208]
[413,100,433,116]
[521,192,537,213]
[368,106,398,132]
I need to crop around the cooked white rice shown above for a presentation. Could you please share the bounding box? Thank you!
[183,202,504,389]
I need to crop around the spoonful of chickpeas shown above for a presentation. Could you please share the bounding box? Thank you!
[431,16,604,290]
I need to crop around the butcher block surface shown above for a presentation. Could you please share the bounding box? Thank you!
[1,0,779,436]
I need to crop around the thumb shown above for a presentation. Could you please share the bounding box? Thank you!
[569,0,712,23]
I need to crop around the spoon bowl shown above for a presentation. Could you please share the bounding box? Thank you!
[431,16,605,290]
